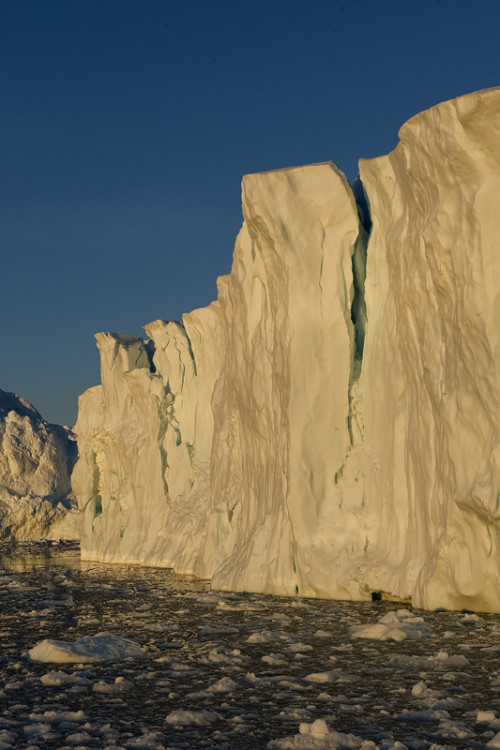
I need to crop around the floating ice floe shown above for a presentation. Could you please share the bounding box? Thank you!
[165,709,218,726]
[247,630,291,643]
[304,669,358,684]
[387,649,471,671]
[268,718,369,749]
[92,676,134,693]
[39,670,91,686]
[28,631,144,663]
[350,609,431,641]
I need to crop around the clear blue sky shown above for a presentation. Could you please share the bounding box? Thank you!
[1,0,499,426]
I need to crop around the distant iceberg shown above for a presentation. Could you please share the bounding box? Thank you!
[0,388,79,541]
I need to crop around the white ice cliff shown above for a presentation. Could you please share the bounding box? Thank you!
[0,389,79,540]
[73,87,500,612]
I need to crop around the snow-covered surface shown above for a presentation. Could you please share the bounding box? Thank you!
[3,549,500,749]
[0,389,79,541]
[74,87,500,612]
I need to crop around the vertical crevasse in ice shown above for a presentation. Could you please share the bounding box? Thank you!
[74,87,500,612]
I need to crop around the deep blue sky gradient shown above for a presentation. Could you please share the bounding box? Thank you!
[2,0,500,425]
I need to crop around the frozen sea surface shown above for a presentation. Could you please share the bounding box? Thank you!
[1,543,500,749]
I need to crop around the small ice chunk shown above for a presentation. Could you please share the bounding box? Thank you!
[93,676,134,693]
[411,680,427,696]
[460,613,484,624]
[200,646,245,665]
[40,670,82,686]
[262,653,287,666]
[432,650,471,668]
[23,723,52,736]
[351,610,431,641]
[304,669,357,684]
[206,676,238,693]
[478,710,496,723]
[299,719,329,737]
[487,731,500,748]
[247,630,291,643]
[288,642,313,653]
[165,709,217,726]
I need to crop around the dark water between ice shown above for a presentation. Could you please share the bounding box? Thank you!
[1,543,500,749]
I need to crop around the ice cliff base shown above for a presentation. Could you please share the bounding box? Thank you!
[74,87,500,612]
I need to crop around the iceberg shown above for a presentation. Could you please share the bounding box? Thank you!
[74,87,500,612]
[0,389,79,540]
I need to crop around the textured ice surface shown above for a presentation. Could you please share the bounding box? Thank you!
[74,87,500,612]
[0,389,79,540]
[357,87,500,612]
[2,549,500,748]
